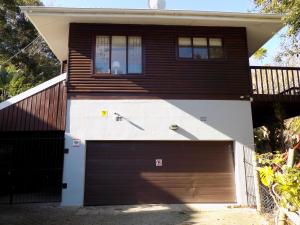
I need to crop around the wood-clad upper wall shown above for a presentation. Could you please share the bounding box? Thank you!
[68,24,250,99]
[0,81,66,131]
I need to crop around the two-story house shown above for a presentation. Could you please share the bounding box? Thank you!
[2,6,299,207]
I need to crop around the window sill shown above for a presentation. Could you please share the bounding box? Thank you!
[176,57,227,61]
[92,74,145,78]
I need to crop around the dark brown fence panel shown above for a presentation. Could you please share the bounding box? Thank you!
[0,81,66,132]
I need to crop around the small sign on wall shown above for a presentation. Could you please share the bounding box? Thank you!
[72,139,81,147]
[155,159,163,167]
[101,110,108,117]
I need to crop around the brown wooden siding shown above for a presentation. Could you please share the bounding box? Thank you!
[68,24,250,99]
[84,141,236,205]
[0,81,66,131]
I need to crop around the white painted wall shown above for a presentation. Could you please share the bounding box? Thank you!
[62,99,254,206]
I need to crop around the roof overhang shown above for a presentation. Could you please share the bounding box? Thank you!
[20,6,284,61]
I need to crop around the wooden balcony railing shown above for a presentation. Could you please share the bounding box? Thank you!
[250,66,300,101]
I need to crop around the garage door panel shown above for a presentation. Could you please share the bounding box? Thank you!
[85,176,234,189]
[87,160,233,172]
[84,141,236,205]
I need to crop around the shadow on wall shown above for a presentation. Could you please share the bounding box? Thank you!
[174,127,199,140]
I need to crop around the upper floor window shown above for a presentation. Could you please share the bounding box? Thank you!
[95,36,142,75]
[178,37,224,59]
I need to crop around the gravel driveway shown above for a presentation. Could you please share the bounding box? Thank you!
[0,203,268,225]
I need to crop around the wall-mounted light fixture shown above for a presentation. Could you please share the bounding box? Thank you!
[114,112,123,121]
[169,124,179,131]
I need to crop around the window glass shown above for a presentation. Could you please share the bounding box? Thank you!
[209,38,223,59]
[128,36,142,74]
[178,37,192,58]
[209,38,222,46]
[111,36,127,75]
[193,37,207,46]
[193,37,208,59]
[95,36,110,73]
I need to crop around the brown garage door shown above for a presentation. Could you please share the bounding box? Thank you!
[84,141,235,206]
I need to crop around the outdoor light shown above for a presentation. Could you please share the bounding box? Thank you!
[169,124,179,130]
[114,112,123,121]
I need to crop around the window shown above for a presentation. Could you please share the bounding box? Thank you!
[95,36,142,75]
[209,38,223,59]
[178,37,192,58]
[178,37,224,59]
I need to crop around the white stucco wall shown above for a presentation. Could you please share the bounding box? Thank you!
[62,99,254,206]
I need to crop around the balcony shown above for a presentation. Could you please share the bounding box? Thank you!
[251,66,300,102]
[250,66,300,127]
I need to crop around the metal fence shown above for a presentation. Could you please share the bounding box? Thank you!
[0,131,64,204]
[243,145,257,207]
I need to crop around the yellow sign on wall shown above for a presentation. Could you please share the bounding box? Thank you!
[101,110,108,117]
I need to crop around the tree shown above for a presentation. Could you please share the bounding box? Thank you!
[0,0,60,101]
[254,0,300,35]
[274,34,300,67]
[253,47,268,64]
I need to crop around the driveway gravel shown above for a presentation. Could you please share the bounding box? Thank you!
[0,203,269,225]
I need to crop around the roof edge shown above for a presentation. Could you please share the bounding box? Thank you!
[0,73,66,111]
[20,6,282,21]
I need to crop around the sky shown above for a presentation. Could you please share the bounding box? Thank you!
[41,0,283,66]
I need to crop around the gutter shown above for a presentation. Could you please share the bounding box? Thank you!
[20,6,282,22]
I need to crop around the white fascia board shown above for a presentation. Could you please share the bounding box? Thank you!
[0,73,66,111]
[19,6,282,20]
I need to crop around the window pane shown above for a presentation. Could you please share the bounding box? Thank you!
[128,36,142,74]
[209,38,223,58]
[193,37,208,59]
[209,38,222,47]
[194,47,208,59]
[193,37,207,46]
[111,36,127,75]
[209,47,224,58]
[178,37,192,58]
[95,36,110,73]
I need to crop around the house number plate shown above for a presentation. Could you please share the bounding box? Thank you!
[155,159,163,167]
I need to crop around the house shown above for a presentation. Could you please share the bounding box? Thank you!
[0,6,299,206]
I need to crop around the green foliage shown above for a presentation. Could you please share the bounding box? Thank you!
[253,47,267,60]
[274,34,300,67]
[0,0,60,101]
[254,0,300,35]
[258,166,275,187]
[286,116,300,135]
[275,167,300,209]
[257,152,300,210]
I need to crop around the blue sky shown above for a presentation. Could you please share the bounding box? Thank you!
[42,0,283,65]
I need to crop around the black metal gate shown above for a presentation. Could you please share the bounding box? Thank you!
[243,145,257,207]
[0,131,64,204]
